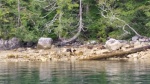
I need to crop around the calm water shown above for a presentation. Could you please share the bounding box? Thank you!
[0,60,150,84]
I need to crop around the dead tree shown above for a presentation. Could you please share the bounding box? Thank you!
[79,45,150,60]
[99,1,142,37]
[58,0,83,45]
[38,0,83,46]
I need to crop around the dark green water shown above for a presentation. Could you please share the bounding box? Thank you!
[0,60,150,84]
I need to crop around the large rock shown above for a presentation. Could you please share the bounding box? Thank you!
[131,36,150,48]
[139,37,149,42]
[132,35,139,41]
[132,35,150,42]
[37,37,53,49]
[105,38,123,51]
[8,37,20,49]
[0,37,20,50]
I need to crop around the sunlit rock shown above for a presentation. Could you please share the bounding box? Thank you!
[139,36,150,42]
[132,35,139,41]
[132,36,150,42]
[37,37,53,49]
[105,38,123,50]
[133,41,142,48]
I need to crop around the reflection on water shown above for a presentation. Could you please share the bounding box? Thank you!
[0,60,150,84]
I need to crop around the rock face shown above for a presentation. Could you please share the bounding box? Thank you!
[130,35,150,48]
[37,37,53,49]
[132,35,150,42]
[105,36,150,51]
[105,38,123,51]
[0,37,20,50]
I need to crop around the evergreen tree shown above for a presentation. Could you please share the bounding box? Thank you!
[0,0,149,43]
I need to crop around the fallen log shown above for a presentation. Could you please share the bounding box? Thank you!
[79,45,150,60]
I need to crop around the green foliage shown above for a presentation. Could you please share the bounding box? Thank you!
[0,0,150,42]
[97,0,150,40]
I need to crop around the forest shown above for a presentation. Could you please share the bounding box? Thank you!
[0,0,150,44]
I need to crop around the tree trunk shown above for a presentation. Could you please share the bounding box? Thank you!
[58,0,83,45]
[17,0,21,27]
[79,45,150,60]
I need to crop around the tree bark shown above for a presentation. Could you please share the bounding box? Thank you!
[17,0,21,27]
[58,0,83,45]
[79,45,150,60]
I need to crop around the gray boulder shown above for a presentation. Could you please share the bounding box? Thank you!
[8,37,20,49]
[37,37,53,49]
[132,35,139,41]
[0,37,20,50]
[139,37,149,42]
[132,35,150,42]
[105,38,123,50]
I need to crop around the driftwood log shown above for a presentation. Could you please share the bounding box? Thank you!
[79,45,150,60]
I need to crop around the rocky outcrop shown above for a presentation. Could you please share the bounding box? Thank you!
[37,37,53,49]
[105,36,150,51]
[132,35,150,42]
[0,36,150,62]
[0,42,150,62]
[0,37,20,50]
[130,36,150,48]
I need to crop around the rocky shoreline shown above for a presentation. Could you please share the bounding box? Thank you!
[0,36,150,62]
[0,44,150,62]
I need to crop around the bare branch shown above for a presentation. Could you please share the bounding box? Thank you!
[41,3,57,18]
[123,25,130,34]
[45,13,58,28]
[99,3,142,37]
[115,17,141,37]
[43,2,56,11]
[34,0,46,2]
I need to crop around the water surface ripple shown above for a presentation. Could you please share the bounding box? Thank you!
[0,60,150,84]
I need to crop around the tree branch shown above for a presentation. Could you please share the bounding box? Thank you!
[41,3,57,18]
[58,0,83,45]
[45,13,58,28]
[100,4,142,37]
